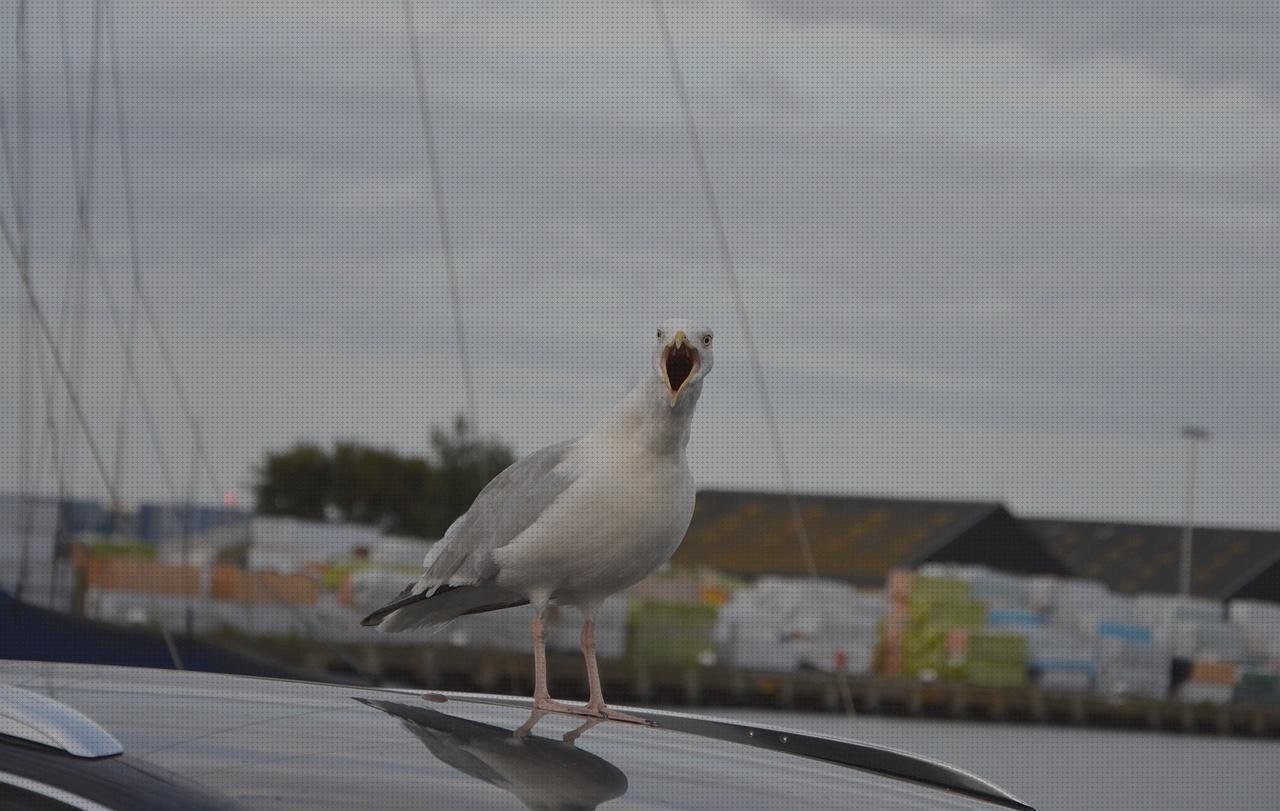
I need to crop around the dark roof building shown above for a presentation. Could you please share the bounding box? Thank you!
[673,490,1069,585]
[674,491,1280,602]
[1027,519,1280,601]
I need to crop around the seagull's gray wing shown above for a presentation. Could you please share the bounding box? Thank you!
[421,439,579,587]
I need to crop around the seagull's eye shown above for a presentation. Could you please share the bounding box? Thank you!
[701,334,712,347]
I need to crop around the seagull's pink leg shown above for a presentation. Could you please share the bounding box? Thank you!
[581,616,653,725]
[581,617,606,708]
[530,611,575,713]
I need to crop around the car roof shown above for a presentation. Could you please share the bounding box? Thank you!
[0,662,1031,810]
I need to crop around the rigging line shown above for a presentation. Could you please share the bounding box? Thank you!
[94,257,224,501]
[0,98,25,260]
[2,138,65,542]
[28,241,79,517]
[7,1,52,601]
[1,188,37,596]
[29,333,78,557]
[45,67,392,684]
[401,0,479,428]
[51,0,86,504]
[16,288,34,599]
[82,234,179,495]
[83,2,219,499]
[108,316,136,504]
[135,288,223,496]
[0,100,22,241]
[652,0,818,579]
[55,0,107,502]
[58,0,106,220]
[9,259,121,506]
[27,304,88,608]
[71,234,184,498]
[77,237,181,504]
[27,250,82,605]
[2,5,35,257]
[105,0,145,504]
[0,210,17,257]
[31,355,57,490]
[25,347,65,587]
[15,0,33,240]
[179,441,198,634]
[61,107,313,668]
[57,0,83,194]
[29,305,101,534]
[9,1,40,599]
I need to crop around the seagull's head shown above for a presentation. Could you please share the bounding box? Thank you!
[653,321,714,408]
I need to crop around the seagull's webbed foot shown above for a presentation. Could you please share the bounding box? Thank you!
[532,696,583,715]
[532,697,656,726]
[585,704,655,726]
[513,708,549,740]
[567,700,656,726]
[561,716,606,746]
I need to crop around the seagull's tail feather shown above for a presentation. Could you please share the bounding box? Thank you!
[362,582,529,632]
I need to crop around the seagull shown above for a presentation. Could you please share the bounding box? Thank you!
[363,321,715,722]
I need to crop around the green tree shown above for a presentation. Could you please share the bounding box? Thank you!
[327,442,433,535]
[253,418,515,539]
[254,443,330,520]
[426,417,516,535]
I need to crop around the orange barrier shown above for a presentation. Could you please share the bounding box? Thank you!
[1189,660,1239,686]
[81,557,321,606]
[210,566,320,606]
[84,558,200,596]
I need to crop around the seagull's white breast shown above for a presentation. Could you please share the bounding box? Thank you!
[492,439,696,605]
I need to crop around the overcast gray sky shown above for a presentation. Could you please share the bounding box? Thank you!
[1,1,1277,529]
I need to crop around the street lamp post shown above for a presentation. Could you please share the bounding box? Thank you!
[1178,426,1210,597]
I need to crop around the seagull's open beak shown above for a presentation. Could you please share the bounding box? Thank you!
[661,331,701,406]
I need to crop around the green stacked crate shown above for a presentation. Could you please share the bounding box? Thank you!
[910,576,972,603]
[969,632,1028,661]
[900,623,946,678]
[897,578,987,682]
[627,601,719,667]
[965,632,1029,689]
[909,598,987,630]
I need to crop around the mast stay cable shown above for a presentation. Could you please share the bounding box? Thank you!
[652,0,818,579]
[401,0,479,429]
[1,0,36,598]
[55,0,106,508]
[2,5,370,680]
[105,0,147,511]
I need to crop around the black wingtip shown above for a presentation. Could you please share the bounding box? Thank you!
[360,582,423,627]
[359,582,471,627]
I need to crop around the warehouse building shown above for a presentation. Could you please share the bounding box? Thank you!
[674,490,1279,604]
[1027,518,1280,602]
[672,490,1069,584]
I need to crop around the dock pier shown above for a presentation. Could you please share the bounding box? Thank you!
[226,635,1280,739]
